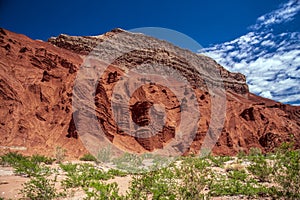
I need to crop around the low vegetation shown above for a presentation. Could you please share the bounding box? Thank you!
[54,146,66,163]
[79,153,97,162]
[0,142,299,199]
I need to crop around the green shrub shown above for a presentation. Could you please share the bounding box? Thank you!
[80,153,97,162]
[0,152,27,166]
[228,169,248,181]
[112,153,145,173]
[127,168,177,200]
[84,181,122,200]
[61,163,113,188]
[273,142,300,199]
[59,163,78,173]
[209,169,272,197]
[107,168,127,177]
[54,146,66,163]
[0,153,54,177]
[31,154,55,165]
[248,147,262,157]
[237,150,247,159]
[247,154,273,182]
[97,146,112,163]
[15,155,63,200]
[5,143,298,199]
[14,159,51,177]
[209,176,271,197]
[208,157,278,198]
[1,154,62,199]
[177,157,210,199]
[208,155,232,167]
[127,157,211,199]
[20,174,63,200]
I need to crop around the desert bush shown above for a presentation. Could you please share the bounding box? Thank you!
[228,169,248,180]
[177,157,210,199]
[80,153,97,162]
[210,176,271,197]
[127,168,177,200]
[126,157,211,199]
[1,154,61,199]
[0,152,27,166]
[17,156,63,200]
[247,154,273,182]
[54,146,66,163]
[97,146,112,163]
[20,174,63,200]
[5,144,298,199]
[111,153,145,173]
[60,163,126,199]
[0,152,54,177]
[237,150,247,159]
[248,147,262,157]
[84,181,122,200]
[273,142,300,199]
[59,163,78,173]
[209,168,272,197]
[107,168,127,177]
[61,163,113,188]
[14,159,51,177]
[31,154,54,165]
[208,155,232,167]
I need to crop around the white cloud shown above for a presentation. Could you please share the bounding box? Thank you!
[202,0,300,105]
[260,91,273,99]
[261,40,276,46]
[279,95,300,105]
[236,49,299,101]
[203,41,299,104]
[228,51,239,58]
[250,0,300,30]
[225,45,234,51]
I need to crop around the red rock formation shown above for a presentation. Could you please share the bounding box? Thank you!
[0,28,299,159]
[0,28,87,159]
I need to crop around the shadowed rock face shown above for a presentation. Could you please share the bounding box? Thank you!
[0,27,299,158]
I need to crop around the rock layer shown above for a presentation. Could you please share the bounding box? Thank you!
[0,28,299,158]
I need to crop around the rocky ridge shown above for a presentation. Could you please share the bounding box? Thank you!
[0,28,299,158]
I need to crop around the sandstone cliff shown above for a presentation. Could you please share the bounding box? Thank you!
[0,28,299,158]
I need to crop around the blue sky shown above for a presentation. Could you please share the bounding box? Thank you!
[0,0,287,47]
[205,0,300,105]
[0,0,299,105]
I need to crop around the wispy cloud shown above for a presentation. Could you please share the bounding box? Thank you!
[250,0,300,30]
[203,0,300,105]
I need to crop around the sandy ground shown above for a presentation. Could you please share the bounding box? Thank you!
[0,162,276,200]
[0,167,28,199]
[0,164,132,200]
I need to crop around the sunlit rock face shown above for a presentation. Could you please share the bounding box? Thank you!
[0,28,299,159]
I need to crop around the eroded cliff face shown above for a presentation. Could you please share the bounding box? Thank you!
[0,27,299,158]
[0,28,87,158]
